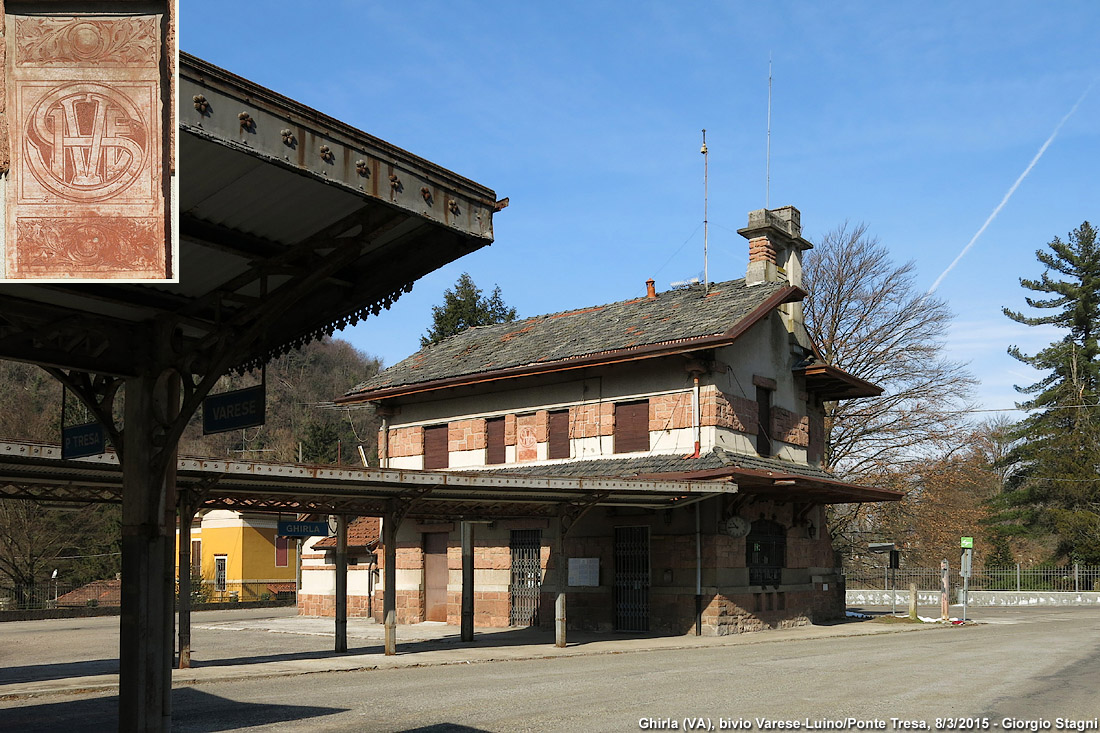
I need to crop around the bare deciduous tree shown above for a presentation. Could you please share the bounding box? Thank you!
[804,222,977,475]
[0,500,120,603]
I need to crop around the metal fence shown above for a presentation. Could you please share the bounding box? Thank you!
[0,581,118,611]
[846,564,1100,593]
[1,581,297,611]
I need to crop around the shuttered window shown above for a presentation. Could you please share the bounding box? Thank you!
[423,424,449,469]
[190,540,201,577]
[548,409,570,459]
[486,417,506,465]
[275,536,289,567]
[614,400,649,454]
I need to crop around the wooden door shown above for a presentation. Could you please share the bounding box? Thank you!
[423,532,449,622]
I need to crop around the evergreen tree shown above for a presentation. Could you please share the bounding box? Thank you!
[998,221,1100,562]
[420,273,517,346]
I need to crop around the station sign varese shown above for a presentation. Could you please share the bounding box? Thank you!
[202,384,266,435]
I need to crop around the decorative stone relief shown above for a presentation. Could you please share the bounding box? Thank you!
[5,14,165,279]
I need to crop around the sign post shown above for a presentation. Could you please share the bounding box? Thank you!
[960,537,974,622]
[868,543,896,616]
[940,558,950,621]
[888,549,900,617]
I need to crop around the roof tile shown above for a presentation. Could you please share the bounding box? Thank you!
[347,278,789,397]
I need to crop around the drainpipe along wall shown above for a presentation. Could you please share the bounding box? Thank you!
[380,414,389,468]
[692,372,703,633]
[691,375,701,459]
[695,502,702,635]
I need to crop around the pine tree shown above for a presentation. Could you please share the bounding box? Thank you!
[998,221,1100,562]
[420,273,517,346]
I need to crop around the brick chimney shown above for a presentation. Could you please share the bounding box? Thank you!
[738,205,813,287]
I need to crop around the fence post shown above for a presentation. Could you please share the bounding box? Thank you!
[1074,563,1079,593]
[1016,563,1020,592]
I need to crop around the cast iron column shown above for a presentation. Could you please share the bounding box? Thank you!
[335,514,348,652]
[555,518,567,648]
[460,521,474,642]
[119,372,173,732]
[383,512,398,655]
[177,498,196,668]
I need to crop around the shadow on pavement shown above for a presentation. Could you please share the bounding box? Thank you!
[187,625,590,667]
[0,658,118,685]
[0,688,347,732]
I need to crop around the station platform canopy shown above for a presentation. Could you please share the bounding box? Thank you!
[0,441,736,519]
[0,52,504,379]
[0,52,508,732]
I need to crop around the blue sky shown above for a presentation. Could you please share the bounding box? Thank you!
[183,1,1100,415]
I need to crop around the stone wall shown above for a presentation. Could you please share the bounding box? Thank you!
[387,425,423,457]
[448,418,486,452]
[773,407,809,447]
[649,392,692,431]
[701,386,758,434]
[569,402,615,438]
[299,500,842,635]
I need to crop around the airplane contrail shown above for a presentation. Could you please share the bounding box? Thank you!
[926,83,1096,295]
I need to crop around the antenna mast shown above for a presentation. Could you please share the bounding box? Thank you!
[701,129,709,294]
[766,53,772,210]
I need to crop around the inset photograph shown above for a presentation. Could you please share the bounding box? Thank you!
[0,1,176,281]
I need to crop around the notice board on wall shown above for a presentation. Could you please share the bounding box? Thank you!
[568,557,599,587]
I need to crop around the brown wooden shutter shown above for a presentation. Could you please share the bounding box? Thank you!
[486,417,506,465]
[614,400,649,454]
[548,409,570,459]
[423,424,449,469]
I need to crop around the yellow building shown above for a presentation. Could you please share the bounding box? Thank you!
[177,510,298,602]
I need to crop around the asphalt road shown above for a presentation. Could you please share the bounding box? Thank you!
[2,607,1098,732]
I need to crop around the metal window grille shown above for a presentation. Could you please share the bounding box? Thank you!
[614,525,650,631]
[747,520,785,587]
[509,530,542,626]
[214,556,227,592]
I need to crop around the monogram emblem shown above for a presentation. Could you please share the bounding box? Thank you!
[24,82,148,202]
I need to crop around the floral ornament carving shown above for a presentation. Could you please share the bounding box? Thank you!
[16,17,158,67]
[16,218,162,275]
